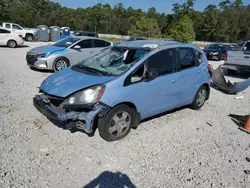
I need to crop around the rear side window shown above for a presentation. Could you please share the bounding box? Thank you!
[0,29,10,34]
[245,42,250,51]
[5,24,11,28]
[94,40,110,47]
[195,51,203,64]
[77,39,93,48]
[178,48,196,70]
[147,48,177,76]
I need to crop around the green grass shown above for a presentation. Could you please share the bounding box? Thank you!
[99,37,122,43]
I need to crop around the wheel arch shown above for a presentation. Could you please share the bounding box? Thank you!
[202,83,210,100]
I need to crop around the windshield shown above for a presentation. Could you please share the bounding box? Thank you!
[207,44,224,49]
[73,47,148,76]
[52,37,80,48]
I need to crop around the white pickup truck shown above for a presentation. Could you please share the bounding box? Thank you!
[224,41,250,74]
[0,22,35,42]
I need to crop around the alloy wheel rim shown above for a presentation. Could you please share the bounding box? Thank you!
[9,41,15,48]
[56,60,67,71]
[108,111,131,137]
[196,89,206,107]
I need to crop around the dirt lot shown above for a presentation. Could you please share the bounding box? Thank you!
[0,42,250,188]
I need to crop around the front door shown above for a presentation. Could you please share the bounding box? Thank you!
[68,39,94,65]
[124,48,180,119]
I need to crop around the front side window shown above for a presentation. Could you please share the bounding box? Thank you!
[12,24,22,30]
[147,48,177,76]
[52,37,80,48]
[73,47,148,76]
[179,48,196,70]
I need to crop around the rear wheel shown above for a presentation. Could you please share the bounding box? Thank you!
[25,34,34,42]
[98,104,136,141]
[190,85,208,110]
[53,58,69,72]
[7,40,17,48]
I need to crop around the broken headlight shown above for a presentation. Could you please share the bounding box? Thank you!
[61,85,105,108]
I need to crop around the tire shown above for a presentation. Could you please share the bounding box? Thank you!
[98,104,136,142]
[7,40,17,48]
[190,85,208,110]
[227,69,236,75]
[53,57,70,72]
[25,34,33,42]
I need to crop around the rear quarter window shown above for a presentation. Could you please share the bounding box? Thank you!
[0,29,11,34]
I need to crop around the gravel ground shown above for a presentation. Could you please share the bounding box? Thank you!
[0,42,250,188]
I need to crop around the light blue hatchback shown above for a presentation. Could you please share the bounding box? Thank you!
[33,40,210,141]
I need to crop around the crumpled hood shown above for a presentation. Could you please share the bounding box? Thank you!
[29,45,65,55]
[40,67,116,98]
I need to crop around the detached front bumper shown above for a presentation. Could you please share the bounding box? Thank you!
[33,95,109,133]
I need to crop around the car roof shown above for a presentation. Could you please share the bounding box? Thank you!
[116,40,199,51]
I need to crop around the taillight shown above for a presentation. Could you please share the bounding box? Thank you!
[18,35,22,38]
[208,64,213,76]
[225,53,228,61]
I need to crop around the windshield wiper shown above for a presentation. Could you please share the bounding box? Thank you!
[77,65,113,76]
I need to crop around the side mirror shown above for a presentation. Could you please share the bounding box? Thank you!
[74,45,81,50]
[243,46,247,51]
[145,68,158,82]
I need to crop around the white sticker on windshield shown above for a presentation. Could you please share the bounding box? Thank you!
[42,27,46,30]
[143,44,158,48]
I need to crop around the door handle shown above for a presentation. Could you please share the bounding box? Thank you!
[171,79,178,83]
[244,56,249,59]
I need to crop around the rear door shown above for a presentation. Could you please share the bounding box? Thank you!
[176,47,203,106]
[0,29,11,45]
[68,39,94,64]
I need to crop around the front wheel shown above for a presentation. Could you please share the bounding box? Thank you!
[190,85,208,110]
[53,58,69,72]
[98,104,136,141]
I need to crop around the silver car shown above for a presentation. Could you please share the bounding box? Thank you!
[26,36,113,71]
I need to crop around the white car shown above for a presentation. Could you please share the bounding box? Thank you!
[0,28,24,48]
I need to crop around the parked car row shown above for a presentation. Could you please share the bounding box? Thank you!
[26,36,113,71]
[203,43,238,61]
[32,39,211,141]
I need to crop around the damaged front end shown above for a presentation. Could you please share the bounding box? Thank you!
[211,65,250,94]
[33,93,110,133]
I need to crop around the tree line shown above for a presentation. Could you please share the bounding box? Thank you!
[0,0,249,43]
